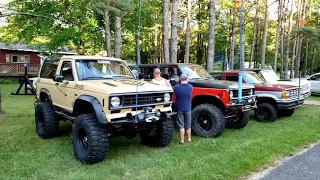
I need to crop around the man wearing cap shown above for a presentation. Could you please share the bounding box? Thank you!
[174,74,193,144]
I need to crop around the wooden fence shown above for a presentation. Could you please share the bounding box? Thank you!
[0,63,40,77]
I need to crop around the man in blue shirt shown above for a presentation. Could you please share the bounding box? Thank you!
[174,74,193,144]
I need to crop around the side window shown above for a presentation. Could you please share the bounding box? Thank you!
[40,59,59,79]
[139,67,154,80]
[60,61,74,81]
[162,67,179,80]
[310,75,320,81]
[226,75,238,82]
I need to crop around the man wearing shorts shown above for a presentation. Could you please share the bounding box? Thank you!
[174,74,193,144]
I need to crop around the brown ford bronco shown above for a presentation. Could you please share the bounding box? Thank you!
[34,56,174,164]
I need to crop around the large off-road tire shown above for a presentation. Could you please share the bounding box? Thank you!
[35,102,59,139]
[191,104,225,138]
[279,109,295,117]
[72,114,109,164]
[254,103,277,122]
[225,111,250,129]
[139,118,174,147]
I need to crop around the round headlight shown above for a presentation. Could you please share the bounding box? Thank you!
[110,97,120,106]
[164,93,171,102]
[229,91,233,98]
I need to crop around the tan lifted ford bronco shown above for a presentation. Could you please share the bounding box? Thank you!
[34,55,174,164]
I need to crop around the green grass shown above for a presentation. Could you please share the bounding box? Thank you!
[306,94,320,101]
[1,84,320,180]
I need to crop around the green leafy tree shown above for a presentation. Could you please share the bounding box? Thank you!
[3,0,103,54]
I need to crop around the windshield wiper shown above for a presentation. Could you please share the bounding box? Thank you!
[189,77,203,80]
[81,77,112,80]
[112,75,134,79]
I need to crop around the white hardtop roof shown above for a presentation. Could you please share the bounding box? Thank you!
[61,55,123,61]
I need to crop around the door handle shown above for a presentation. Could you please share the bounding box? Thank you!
[56,81,69,86]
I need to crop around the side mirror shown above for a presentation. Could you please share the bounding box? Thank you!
[169,79,176,86]
[53,75,64,82]
[307,78,310,81]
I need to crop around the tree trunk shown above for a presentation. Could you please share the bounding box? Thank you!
[285,0,295,79]
[229,9,235,69]
[295,37,303,78]
[280,19,285,79]
[103,9,112,57]
[274,0,282,73]
[207,0,216,73]
[170,0,178,63]
[225,47,228,70]
[261,0,268,68]
[155,25,159,64]
[163,0,170,63]
[294,0,306,78]
[250,0,259,68]
[114,16,121,58]
[311,48,316,74]
[185,0,191,63]
[240,13,245,69]
[304,41,309,77]
[291,38,297,78]
[304,0,313,77]
[291,0,301,78]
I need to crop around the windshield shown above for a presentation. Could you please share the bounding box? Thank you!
[242,73,265,84]
[75,59,134,80]
[179,65,213,79]
[259,70,280,82]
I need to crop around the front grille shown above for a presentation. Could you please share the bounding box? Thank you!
[289,89,299,99]
[232,89,252,98]
[122,93,169,107]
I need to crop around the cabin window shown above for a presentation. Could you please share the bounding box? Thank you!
[39,59,59,79]
[6,54,30,63]
[225,75,239,82]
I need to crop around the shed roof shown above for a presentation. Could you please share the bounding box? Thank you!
[0,42,77,55]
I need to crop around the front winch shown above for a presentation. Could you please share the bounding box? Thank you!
[136,107,161,122]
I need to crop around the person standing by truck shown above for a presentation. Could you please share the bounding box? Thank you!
[174,74,193,144]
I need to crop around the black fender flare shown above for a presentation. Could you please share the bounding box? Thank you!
[74,95,107,124]
[39,88,52,103]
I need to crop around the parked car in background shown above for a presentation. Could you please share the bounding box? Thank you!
[220,70,304,122]
[138,63,257,138]
[244,68,311,98]
[306,73,320,93]
[27,77,38,93]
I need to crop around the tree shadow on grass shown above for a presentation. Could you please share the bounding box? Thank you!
[56,122,73,137]
[311,93,320,96]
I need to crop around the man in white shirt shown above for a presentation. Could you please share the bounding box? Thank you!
[152,68,171,87]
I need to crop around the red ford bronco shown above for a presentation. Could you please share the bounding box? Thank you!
[137,63,257,138]
[220,70,304,122]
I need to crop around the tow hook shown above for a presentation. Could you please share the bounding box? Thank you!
[149,127,156,136]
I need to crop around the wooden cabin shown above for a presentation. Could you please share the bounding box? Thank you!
[0,42,76,77]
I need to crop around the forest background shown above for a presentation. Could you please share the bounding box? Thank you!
[0,0,320,78]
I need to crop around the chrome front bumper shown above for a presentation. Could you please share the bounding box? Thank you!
[228,96,257,111]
